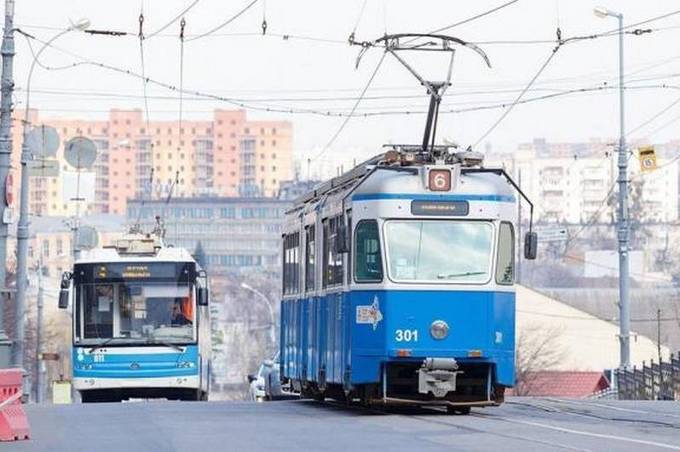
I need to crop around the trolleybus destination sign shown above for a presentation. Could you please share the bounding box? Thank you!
[410,200,469,216]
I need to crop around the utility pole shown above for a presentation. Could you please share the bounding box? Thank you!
[594,6,630,370]
[11,19,90,368]
[35,256,44,403]
[0,0,15,368]
[656,308,661,365]
[614,11,631,371]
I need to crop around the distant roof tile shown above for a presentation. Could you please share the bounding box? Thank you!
[516,371,610,398]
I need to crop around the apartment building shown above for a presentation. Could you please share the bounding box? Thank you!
[11,109,293,216]
[126,196,288,275]
[487,138,679,224]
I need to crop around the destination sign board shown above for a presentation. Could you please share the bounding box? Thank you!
[74,262,195,284]
[410,200,469,216]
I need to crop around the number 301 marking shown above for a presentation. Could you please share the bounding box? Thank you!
[395,329,418,342]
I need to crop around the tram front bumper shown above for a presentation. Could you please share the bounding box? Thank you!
[73,375,200,391]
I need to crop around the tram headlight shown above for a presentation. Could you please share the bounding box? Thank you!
[177,361,195,368]
[430,320,449,340]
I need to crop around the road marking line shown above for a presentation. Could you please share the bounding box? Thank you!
[499,417,680,450]
[540,398,680,419]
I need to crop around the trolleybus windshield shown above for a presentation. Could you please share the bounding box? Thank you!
[73,262,197,345]
[384,220,493,284]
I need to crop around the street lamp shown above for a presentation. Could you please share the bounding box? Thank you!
[240,282,276,352]
[594,6,630,370]
[12,18,90,368]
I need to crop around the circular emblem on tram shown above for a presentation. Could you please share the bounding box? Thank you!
[130,362,140,370]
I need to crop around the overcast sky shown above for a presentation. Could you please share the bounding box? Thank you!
[8,0,680,170]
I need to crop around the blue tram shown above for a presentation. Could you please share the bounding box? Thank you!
[280,146,536,411]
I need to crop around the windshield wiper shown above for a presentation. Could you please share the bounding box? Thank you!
[147,338,185,353]
[437,271,487,279]
[88,337,116,353]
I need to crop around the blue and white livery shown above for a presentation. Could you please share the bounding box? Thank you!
[60,234,211,402]
[280,146,536,412]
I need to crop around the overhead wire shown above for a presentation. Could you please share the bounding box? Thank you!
[473,38,563,148]
[145,0,200,39]
[186,0,259,43]
[311,52,387,162]
[428,0,521,35]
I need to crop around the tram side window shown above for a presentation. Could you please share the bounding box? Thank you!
[283,232,300,295]
[305,226,315,292]
[496,222,515,285]
[354,220,383,282]
[323,217,344,287]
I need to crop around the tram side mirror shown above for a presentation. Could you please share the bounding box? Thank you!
[524,232,538,260]
[335,221,349,254]
[197,287,209,306]
[247,374,256,383]
[58,271,71,309]
[58,289,69,309]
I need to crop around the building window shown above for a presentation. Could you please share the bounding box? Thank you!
[56,239,63,255]
[272,140,277,147]
[283,232,300,295]
[354,220,383,282]
[244,128,250,134]
[42,240,49,257]
[496,222,515,285]
[272,128,277,134]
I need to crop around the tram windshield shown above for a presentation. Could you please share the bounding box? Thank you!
[385,220,493,284]
[73,262,197,345]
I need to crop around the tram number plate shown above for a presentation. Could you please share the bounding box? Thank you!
[395,329,419,342]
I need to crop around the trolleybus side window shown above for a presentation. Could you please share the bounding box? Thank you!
[305,226,315,292]
[283,232,300,295]
[354,220,383,283]
[322,217,343,287]
[495,222,515,285]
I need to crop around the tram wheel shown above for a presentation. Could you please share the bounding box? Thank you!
[446,406,471,415]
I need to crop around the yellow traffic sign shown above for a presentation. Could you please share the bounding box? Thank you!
[639,146,657,172]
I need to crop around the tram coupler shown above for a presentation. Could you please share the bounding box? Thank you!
[417,358,460,398]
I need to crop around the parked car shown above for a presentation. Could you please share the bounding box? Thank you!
[263,352,296,401]
[246,364,266,402]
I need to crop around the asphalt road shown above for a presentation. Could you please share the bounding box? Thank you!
[13,397,680,451]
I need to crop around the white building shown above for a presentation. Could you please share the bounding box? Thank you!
[487,138,679,224]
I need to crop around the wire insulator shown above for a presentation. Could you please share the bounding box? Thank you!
[138,13,145,39]
[262,19,268,35]
[348,32,355,45]
[180,17,186,40]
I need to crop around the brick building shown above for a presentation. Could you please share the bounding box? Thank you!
[10,109,293,216]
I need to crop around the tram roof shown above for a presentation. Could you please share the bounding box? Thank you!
[291,145,512,210]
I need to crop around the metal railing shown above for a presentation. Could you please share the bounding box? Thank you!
[615,352,680,400]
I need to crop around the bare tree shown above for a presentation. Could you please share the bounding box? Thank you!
[515,324,566,396]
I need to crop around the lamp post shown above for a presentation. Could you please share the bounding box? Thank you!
[240,282,276,353]
[12,19,90,368]
[594,6,630,370]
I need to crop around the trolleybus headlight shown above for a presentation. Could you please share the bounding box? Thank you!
[430,320,449,340]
